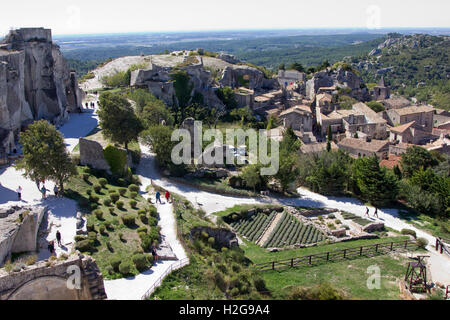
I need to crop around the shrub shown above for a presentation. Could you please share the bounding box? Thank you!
[98,178,108,187]
[328,214,336,219]
[89,195,100,203]
[417,237,429,249]
[76,239,94,252]
[118,188,127,196]
[129,191,138,199]
[88,232,97,240]
[129,184,139,192]
[99,224,106,234]
[103,198,112,206]
[82,173,90,181]
[139,214,148,224]
[25,255,37,266]
[137,226,147,233]
[103,145,127,176]
[94,209,103,220]
[119,261,132,275]
[86,189,92,196]
[132,254,149,271]
[208,237,215,246]
[122,214,136,226]
[129,200,137,208]
[118,178,126,186]
[75,235,87,242]
[93,184,102,193]
[87,223,95,232]
[148,205,158,218]
[106,241,113,251]
[230,287,240,297]
[137,209,146,215]
[401,229,417,239]
[110,192,120,203]
[118,232,124,242]
[116,200,124,209]
[110,257,122,271]
[108,207,115,215]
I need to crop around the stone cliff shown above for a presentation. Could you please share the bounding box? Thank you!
[0,28,83,155]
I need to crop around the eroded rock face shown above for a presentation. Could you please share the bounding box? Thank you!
[78,138,111,172]
[0,28,83,146]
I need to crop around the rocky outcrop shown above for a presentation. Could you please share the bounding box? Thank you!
[363,222,385,233]
[79,138,111,172]
[219,65,266,90]
[0,28,83,151]
[0,205,47,266]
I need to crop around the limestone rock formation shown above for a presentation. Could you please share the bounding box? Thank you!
[0,28,83,155]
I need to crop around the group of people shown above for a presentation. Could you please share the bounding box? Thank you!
[85,101,97,109]
[365,207,379,218]
[47,230,62,256]
[155,190,171,204]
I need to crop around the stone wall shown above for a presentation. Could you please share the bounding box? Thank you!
[0,253,107,300]
[0,205,47,266]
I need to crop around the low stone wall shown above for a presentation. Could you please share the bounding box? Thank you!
[0,205,47,266]
[0,253,106,300]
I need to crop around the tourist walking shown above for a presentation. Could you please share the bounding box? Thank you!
[374,207,379,218]
[48,240,55,256]
[365,207,369,217]
[35,179,40,191]
[54,185,59,197]
[56,230,62,246]
[151,246,158,263]
[40,185,47,199]
[155,191,162,204]
[165,191,171,203]
[16,186,22,201]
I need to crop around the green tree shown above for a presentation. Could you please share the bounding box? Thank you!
[326,126,332,152]
[275,128,301,192]
[241,164,262,192]
[98,92,144,150]
[366,101,385,113]
[401,146,439,177]
[17,120,76,193]
[171,69,193,122]
[216,86,237,110]
[288,62,304,72]
[141,101,174,127]
[352,155,398,206]
[142,125,175,168]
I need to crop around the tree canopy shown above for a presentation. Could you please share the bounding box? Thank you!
[17,120,76,193]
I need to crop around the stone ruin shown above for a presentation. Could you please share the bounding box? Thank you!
[0,205,106,300]
[190,226,239,249]
[0,28,84,159]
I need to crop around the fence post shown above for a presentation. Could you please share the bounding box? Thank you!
[436,238,439,251]
[390,242,393,251]
[375,244,379,253]
[404,240,408,249]
[326,252,329,261]
[309,256,312,265]
[360,246,363,256]
[272,261,275,270]
[343,249,346,259]
[441,243,444,254]
[291,258,294,268]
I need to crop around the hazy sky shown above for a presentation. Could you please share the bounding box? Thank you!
[1,0,449,36]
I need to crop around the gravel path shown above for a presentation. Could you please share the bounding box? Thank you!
[257,212,282,246]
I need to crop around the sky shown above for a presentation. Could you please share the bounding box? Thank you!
[1,0,449,36]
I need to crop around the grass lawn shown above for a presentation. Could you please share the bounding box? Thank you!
[398,211,450,240]
[65,166,158,279]
[243,236,411,264]
[262,253,412,300]
[214,204,281,218]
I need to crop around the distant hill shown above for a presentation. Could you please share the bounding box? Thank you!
[353,33,450,110]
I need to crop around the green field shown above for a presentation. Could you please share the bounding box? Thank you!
[229,211,275,243]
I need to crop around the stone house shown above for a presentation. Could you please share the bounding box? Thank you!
[385,105,434,132]
[389,121,436,145]
[389,143,413,156]
[315,93,333,115]
[235,87,254,108]
[338,137,390,159]
[279,105,313,132]
[277,70,306,87]
[380,96,411,110]
[372,76,390,101]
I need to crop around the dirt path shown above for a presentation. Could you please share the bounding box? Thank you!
[257,212,283,246]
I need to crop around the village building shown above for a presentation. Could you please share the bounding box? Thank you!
[372,76,390,101]
[277,70,306,87]
[300,141,338,154]
[389,142,413,156]
[279,105,314,132]
[252,90,283,110]
[234,87,254,108]
[389,121,436,145]
[315,93,333,115]
[433,112,450,128]
[379,154,402,170]
[380,96,411,110]
[338,137,390,159]
[385,105,434,132]
[317,86,337,95]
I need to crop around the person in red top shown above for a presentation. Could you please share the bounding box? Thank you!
[165,191,171,203]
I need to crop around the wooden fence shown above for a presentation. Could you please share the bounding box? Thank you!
[435,238,450,258]
[254,239,418,271]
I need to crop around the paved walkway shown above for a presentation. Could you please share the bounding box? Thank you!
[136,143,449,286]
[0,107,99,260]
